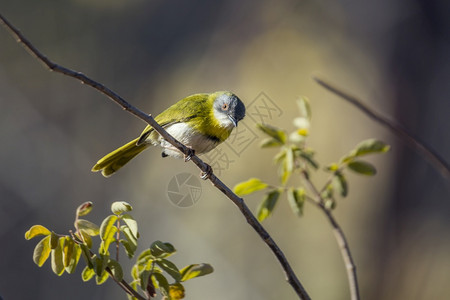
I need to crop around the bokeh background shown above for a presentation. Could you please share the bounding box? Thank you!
[1,0,449,299]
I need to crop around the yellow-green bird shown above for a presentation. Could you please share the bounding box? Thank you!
[92,91,246,177]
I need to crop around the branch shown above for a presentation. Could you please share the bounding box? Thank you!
[301,171,360,300]
[0,13,310,300]
[314,76,450,180]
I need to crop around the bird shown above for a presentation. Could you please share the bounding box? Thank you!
[91,91,246,177]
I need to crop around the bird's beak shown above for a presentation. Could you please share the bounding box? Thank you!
[228,114,238,127]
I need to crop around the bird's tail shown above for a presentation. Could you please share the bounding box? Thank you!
[91,138,150,177]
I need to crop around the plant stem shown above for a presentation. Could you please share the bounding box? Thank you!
[0,13,310,300]
[314,76,450,180]
[301,171,360,300]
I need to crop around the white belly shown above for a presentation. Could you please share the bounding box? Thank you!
[154,123,220,158]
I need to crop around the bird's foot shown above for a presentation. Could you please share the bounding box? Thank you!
[184,148,195,162]
[200,163,213,180]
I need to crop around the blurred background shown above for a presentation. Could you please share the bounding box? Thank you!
[1,0,449,299]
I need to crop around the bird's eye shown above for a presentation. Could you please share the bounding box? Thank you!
[222,103,229,111]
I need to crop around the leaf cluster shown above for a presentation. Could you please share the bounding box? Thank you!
[25,201,213,299]
[233,97,390,221]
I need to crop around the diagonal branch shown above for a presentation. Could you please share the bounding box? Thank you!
[0,13,310,300]
[314,76,450,180]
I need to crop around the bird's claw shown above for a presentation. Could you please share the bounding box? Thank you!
[200,164,212,180]
[184,148,195,162]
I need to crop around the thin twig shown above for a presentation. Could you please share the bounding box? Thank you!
[314,76,450,180]
[301,171,360,300]
[70,232,147,300]
[0,13,310,300]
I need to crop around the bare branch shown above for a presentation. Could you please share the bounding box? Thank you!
[0,13,310,300]
[314,76,450,180]
[301,171,360,300]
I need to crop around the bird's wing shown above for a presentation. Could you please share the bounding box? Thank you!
[136,94,208,145]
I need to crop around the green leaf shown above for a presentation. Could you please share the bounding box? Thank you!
[65,244,82,274]
[150,241,176,258]
[256,124,286,144]
[325,198,336,210]
[152,273,170,296]
[51,238,64,276]
[321,183,334,200]
[50,232,59,249]
[121,214,138,240]
[33,235,51,267]
[80,244,94,268]
[137,249,152,265]
[78,230,93,249]
[282,147,294,184]
[260,138,284,148]
[82,265,96,282]
[233,178,268,196]
[95,254,108,277]
[348,160,377,176]
[342,139,390,162]
[25,225,51,240]
[273,148,287,164]
[334,172,348,197]
[99,215,118,255]
[297,149,319,169]
[287,188,305,217]
[96,269,109,285]
[120,226,138,258]
[139,269,151,291]
[169,283,185,300]
[76,219,100,236]
[180,263,214,281]
[108,259,123,282]
[76,201,93,217]
[156,259,181,282]
[296,96,312,120]
[111,201,133,215]
[353,139,390,156]
[256,189,281,222]
[100,215,118,241]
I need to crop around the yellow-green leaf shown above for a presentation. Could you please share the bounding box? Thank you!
[180,263,214,282]
[99,215,118,255]
[348,160,377,176]
[50,232,59,249]
[51,238,64,276]
[76,201,93,217]
[257,189,281,222]
[108,259,123,282]
[260,138,284,148]
[96,269,109,285]
[82,265,96,282]
[150,241,176,258]
[333,172,348,197]
[121,214,138,240]
[25,225,51,240]
[342,139,390,162]
[33,235,51,267]
[76,219,100,236]
[152,273,169,296]
[156,259,181,282]
[65,244,82,274]
[296,96,312,120]
[100,215,118,241]
[111,201,133,215]
[62,237,75,268]
[233,178,268,196]
[287,188,305,217]
[256,124,286,144]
